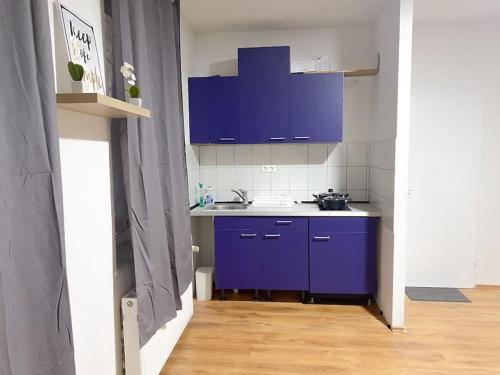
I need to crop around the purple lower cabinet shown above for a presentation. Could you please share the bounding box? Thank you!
[261,218,309,291]
[215,229,261,290]
[309,218,378,294]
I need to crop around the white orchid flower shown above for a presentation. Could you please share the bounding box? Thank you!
[120,64,132,78]
[128,79,136,85]
[131,73,136,81]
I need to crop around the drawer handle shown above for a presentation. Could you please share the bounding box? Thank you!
[219,137,235,142]
[275,220,292,225]
[264,234,281,239]
[240,233,257,238]
[313,236,331,241]
[269,137,285,141]
[293,136,310,140]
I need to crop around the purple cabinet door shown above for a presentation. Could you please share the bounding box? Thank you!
[188,76,239,144]
[238,47,290,143]
[261,218,309,290]
[215,229,261,289]
[309,231,377,294]
[290,73,343,143]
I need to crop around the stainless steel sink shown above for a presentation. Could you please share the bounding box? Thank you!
[206,202,249,210]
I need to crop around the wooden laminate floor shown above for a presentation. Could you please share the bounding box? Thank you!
[161,287,500,375]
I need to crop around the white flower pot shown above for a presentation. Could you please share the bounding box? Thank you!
[71,81,91,93]
[127,97,142,107]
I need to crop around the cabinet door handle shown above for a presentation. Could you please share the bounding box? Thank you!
[240,233,257,238]
[293,136,310,140]
[313,236,331,241]
[219,137,235,142]
[264,234,281,239]
[275,220,292,225]
[269,137,285,141]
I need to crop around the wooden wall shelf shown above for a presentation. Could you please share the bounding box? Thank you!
[56,93,151,119]
[304,53,380,78]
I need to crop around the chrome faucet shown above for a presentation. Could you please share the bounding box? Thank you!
[231,188,249,206]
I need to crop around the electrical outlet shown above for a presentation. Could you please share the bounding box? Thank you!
[262,165,276,173]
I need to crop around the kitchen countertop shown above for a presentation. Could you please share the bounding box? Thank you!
[190,202,381,217]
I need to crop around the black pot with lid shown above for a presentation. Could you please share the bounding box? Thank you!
[313,189,350,211]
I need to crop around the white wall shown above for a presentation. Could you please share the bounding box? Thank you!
[407,20,500,287]
[370,0,413,329]
[48,1,127,374]
[181,17,201,207]
[186,26,376,204]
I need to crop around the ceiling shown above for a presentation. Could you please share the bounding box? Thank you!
[414,0,500,23]
[181,0,386,32]
[182,0,500,33]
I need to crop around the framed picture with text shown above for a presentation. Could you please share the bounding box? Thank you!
[57,1,106,94]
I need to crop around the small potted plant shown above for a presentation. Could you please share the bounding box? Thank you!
[121,62,141,107]
[68,61,89,93]
[67,36,90,93]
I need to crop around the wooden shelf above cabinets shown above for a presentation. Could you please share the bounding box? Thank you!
[56,93,151,119]
[304,54,380,78]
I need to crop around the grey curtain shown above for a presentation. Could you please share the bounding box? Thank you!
[0,1,75,375]
[111,0,193,346]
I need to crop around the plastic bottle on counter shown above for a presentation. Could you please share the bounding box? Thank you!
[205,186,214,206]
[198,182,205,208]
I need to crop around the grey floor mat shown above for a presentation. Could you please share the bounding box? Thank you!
[406,287,471,302]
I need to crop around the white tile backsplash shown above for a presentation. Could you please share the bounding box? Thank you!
[272,190,291,196]
[347,166,368,191]
[308,144,328,166]
[252,144,271,165]
[308,166,328,191]
[370,167,395,201]
[234,167,253,191]
[271,144,290,165]
[217,190,237,202]
[290,144,308,165]
[195,143,370,202]
[348,190,368,202]
[327,166,347,192]
[347,142,368,166]
[290,190,309,202]
[252,190,271,200]
[216,145,235,166]
[370,139,395,170]
[271,166,290,190]
[327,143,347,166]
[252,166,271,190]
[235,145,252,166]
[199,145,216,166]
[199,167,217,189]
[216,166,235,190]
[290,166,308,190]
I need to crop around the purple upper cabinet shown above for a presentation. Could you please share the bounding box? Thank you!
[261,218,309,291]
[290,73,343,143]
[238,47,291,144]
[309,218,377,294]
[188,76,239,144]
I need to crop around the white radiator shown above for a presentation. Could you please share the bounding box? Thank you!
[121,283,193,375]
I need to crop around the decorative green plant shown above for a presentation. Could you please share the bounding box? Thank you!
[67,61,84,81]
[127,85,140,98]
